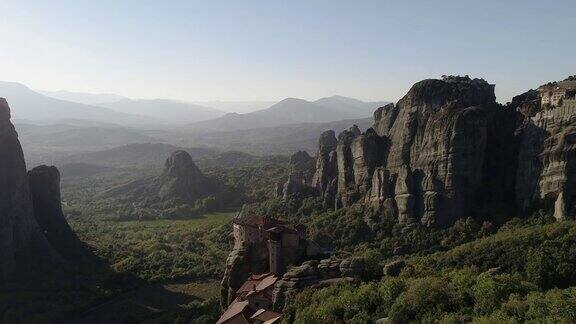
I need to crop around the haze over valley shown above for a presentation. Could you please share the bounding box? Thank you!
[2,1,575,323]
[3,80,385,168]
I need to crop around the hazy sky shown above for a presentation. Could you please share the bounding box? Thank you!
[1,0,574,103]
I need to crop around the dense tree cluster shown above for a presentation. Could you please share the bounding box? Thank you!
[282,218,576,323]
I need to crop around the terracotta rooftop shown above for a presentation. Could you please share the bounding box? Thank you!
[216,299,256,324]
[237,273,278,295]
[250,309,282,322]
[263,316,282,324]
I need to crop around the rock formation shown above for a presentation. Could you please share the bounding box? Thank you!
[0,98,58,279]
[100,150,218,216]
[311,76,511,227]
[306,76,576,225]
[157,150,208,203]
[515,79,576,220]
[220,76,576,319]
[271,257,364,311]
[28,165,92,261]
[221,243,264,305]
[311,130,338,208]
[276,151,315,200]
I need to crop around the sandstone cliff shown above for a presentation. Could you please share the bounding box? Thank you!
[307,76,576,226]
[0,98,58,279]
[276,151,315,201]
[28,165,92,261]
[312,77,511,227]
[514,81,576,220]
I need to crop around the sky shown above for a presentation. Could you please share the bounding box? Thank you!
[0,0,574,103]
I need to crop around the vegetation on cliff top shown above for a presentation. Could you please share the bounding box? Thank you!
[282,218,576,323]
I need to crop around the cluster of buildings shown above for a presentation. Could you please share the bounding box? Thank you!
[538,80,576,114]
[217,215,306,324]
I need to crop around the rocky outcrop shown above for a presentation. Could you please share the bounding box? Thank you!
[28,165,91,261]
[276,151,315,200]
[515,87,576,220]
[279,172,307,201]
[289,151,315,179]
[271,257,365,311]
[221,243,268,305]
[157,150,208,203]
[307,76,576,224]
[220,213,321,307]
[311,131,338,207]
[511,89,540,118]
[100,150,220,216]
[0,98,58,279]
[310,76,527,227]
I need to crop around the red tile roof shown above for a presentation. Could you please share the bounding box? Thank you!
[236,273,278,295]
[263,316,282,324]
[256,274,278,291]
[216,299,256,324]
[250,309,282,322]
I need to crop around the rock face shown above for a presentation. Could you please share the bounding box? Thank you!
[311,76,525,227]
[308,76,576,224]
[0,98,58,279]
[157,150,208,203]
[311,130,338,208]
[515,81,576,220]
[221,243,267,305]
[28,165,91,261]
[276,151,315,201]
[101,150,212,207]
[271,257,364,311]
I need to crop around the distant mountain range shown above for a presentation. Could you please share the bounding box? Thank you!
[2,81,389,165]
[190,101,277,114]
[38,90,128,105]
[8,83,389,129]
[0,81,158,126]
[184,96,388,131]
[98,98,226,124]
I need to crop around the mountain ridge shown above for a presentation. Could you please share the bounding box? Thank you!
[184,96,389,132]
[0,81,160,126]
[99,98,226,124]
